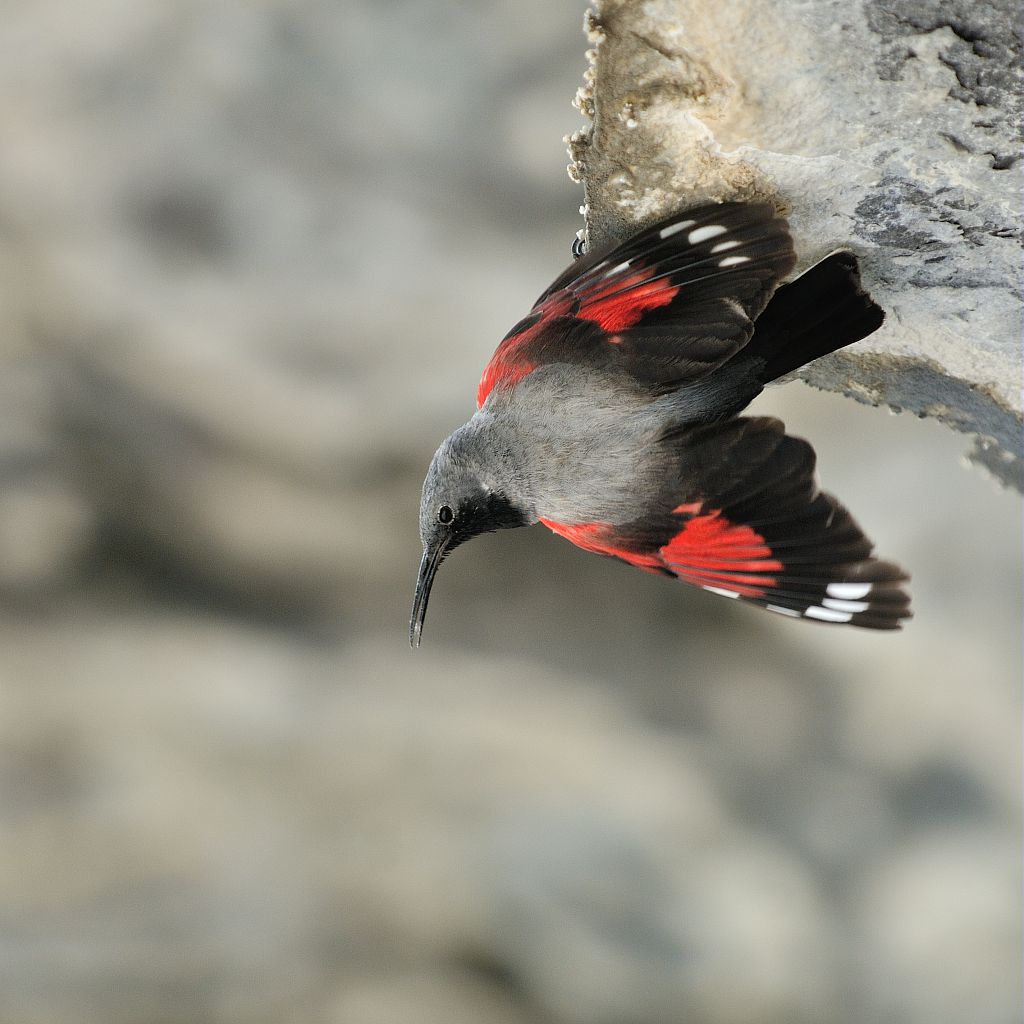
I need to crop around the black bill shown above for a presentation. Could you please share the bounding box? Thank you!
[409,538,450,648]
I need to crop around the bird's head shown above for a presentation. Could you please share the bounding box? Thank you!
[410,428,530,647]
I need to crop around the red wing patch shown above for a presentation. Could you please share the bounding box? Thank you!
[541,507,782,595]
[477,295,573,408]
[476,346,538,409]
[576,269,680,332]
[539,519,666,574]
[477,269,681,407]
[660,506,783,597]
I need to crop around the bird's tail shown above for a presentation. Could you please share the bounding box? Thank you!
[741,251,885,384]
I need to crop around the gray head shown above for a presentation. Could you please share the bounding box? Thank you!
[410,425,532,647]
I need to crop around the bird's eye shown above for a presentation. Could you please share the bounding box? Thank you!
[437,505,454,525]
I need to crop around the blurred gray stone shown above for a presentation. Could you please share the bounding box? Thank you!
[0,366,95,596]
[324,970,540,1024]
[480,811,834,1024]
[571,0,1023,487]
[0,616,738,1023]
[857,829,1022,1024]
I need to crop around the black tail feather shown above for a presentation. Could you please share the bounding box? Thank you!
[744,251,885,384]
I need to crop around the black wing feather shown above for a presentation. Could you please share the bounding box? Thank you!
[528,202,796,389]
[622,418,911,629]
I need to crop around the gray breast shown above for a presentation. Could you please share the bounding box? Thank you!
[480,365,670,525]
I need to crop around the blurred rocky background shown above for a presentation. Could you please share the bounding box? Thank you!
[0,2,1019,1023]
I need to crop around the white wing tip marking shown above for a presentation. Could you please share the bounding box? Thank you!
[710,239,740,253]
[823,597,870,613]
[805,606,853,623]
[826,582,872,600]
[688,224,727,244]
[703,586,739,599]
[659,219,696,239]
[603,260,631,277]
[718,255,751,267]
[766,604,801,618]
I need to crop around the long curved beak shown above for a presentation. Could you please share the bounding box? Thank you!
[409,537,450,648]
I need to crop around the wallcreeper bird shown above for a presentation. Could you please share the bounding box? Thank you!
[411,202,910,647]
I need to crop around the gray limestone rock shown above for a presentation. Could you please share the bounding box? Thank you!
[570,0,1023,488]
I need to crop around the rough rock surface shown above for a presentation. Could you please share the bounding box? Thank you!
[570,0,1023,488]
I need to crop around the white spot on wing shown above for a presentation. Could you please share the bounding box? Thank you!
[719,255,751,267]
[659,219,695,239]
[710,240,740,253]
[805,606,853,623]
[826,582,872,600]
[766,604,801,618]
[688,225,727,244]
[603,260,631,277]
[703,586,739,599]
[823,597,869,613]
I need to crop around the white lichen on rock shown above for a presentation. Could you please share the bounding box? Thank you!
[571,0,1023,489]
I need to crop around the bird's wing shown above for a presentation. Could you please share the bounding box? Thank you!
[540,416,911,629]
[477,202,796,408]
